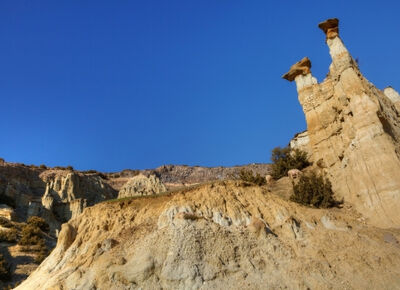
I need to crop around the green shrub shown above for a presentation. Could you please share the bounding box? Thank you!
[39,164,47,169]
[237,169,266,186]
[271,146,310,179]
[27,216,49,233]
[0,253,10,281]
[290,172,338,208]
[0,229,18,243]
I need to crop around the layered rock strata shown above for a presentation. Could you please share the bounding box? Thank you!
[283,18,400,228]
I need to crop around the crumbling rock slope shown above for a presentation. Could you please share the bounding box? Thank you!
[107,164,270,191]
[16,181,400,289]
[118,174,166,198]
[0,163,117,235]
[284,18,400,228]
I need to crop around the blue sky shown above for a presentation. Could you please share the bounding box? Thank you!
[1,1,399,172]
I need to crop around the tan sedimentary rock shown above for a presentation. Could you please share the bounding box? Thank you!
[247,217,266,236]
[117,174,166,198]
[289,131,311,156]
[287,169,302,180]
[16,181,400,289]
[0,204,15,220]
[384,86,400,112]
[265,174,273,184]
[318,18,339,40]
[282,57,312,81]
[40,171,116,229]
[284,18,400,228]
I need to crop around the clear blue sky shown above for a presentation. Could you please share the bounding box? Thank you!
[1,1,399,172]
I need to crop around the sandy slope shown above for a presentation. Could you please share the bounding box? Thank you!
[16,180,400,289]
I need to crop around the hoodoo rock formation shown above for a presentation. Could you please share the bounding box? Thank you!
[14,19,400,290]
[283,18,400,228]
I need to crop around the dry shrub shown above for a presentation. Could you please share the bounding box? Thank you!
[33,240,48,264]
[290,171,339,208]
[237,169,266,186]
[271,146,310,179]
[0,229,17,243]
[18,224,42,246]
[27,216,49,233]
[18,220,49,263]
[0,218,13,229]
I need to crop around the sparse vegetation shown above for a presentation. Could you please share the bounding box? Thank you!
[290,171,339,208]
[18,224,42,246]
[27,216,49,233]
[0,229,18,243]
[0,218,13,229]
[33,240,48,263]
[83,169,98,174]
[39,164,47,169]
[237,169,266,186]
[271,146,310,179]
[18,217,49,263]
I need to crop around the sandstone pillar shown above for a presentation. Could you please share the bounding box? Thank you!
[283,18,400,228]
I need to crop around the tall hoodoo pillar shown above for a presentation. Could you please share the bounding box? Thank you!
[283,18,400,228]
[318,18,355,76]
[282,57,317,93]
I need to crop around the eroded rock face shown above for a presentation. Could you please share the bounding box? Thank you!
[118,174,166,198]
[41,171,116,223]
[0,163,118,236]
[284,18,400,228]
[289,131,311,156]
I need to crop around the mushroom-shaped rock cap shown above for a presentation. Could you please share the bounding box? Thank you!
[282,57,312,81]
[318,18,339,39]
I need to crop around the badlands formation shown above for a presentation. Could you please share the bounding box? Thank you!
[283,18,400,228]
[0,161,269,286]
[9,18,400,289]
